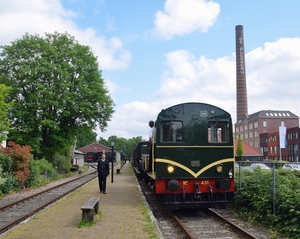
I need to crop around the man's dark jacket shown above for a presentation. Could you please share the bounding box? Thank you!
[97,159,110,176]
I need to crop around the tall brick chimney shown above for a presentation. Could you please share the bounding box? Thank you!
[235,25,248,122]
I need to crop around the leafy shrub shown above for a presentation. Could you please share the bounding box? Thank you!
[52,153,71,174]
[24,157,38,188]
[0,153,13,172]
[0,154,19,194]
[0,141,32,184]
[0,165,6,189]
[0,174,18,194]
[24,158,57,188]
[234,169,300,239]
[36,158,57,178]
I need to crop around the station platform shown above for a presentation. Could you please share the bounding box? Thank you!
[1,163,162,239]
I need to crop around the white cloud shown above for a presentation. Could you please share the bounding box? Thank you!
[155,50,235,108]
[152,0,220,40]
[97,101,162,140]
[100,37,300,140]
[246,38,300,115]
[0,0,131,70]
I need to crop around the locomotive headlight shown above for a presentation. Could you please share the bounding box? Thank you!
[216,165,223,173]
[167,165,175,174]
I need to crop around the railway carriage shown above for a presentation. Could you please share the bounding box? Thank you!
[132,102,235,210]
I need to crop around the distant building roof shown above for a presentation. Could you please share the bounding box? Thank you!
[234,138,262,156]
[77,142,111,153]
[236,110,298,124]
[74,149,85,154]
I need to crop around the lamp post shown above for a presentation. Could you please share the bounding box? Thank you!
[111,138,115,183]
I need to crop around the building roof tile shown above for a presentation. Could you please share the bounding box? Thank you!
[234,138,262,156]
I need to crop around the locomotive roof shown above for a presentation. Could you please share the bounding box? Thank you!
[160,102,231,115]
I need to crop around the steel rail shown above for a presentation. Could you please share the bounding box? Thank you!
[170,210,196,239]
[208,208,259,239]
[0,172,97,235]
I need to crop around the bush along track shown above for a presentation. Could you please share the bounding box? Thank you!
[233,168,300,239]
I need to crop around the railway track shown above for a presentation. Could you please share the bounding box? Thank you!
[172,209,259,239]
[139,178,270,239]
[0,169,97,236]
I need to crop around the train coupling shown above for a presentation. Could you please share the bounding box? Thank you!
[193,182,202,198]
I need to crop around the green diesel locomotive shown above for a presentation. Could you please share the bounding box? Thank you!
[132,102,235,210]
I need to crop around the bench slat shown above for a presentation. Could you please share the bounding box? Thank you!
[81,197,100,222]
[81,197,99,209]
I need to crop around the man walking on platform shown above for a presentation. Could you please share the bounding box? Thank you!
[97,153,110,194]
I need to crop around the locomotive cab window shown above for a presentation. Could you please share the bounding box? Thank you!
[208,121,230,143]
[161,121,183,143]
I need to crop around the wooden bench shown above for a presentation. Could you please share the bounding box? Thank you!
[81,197,99,222]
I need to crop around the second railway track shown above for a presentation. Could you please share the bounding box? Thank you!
[0,169,97,236]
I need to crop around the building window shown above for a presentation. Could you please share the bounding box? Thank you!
[249,132,253,138]
[244,125,248,130]
[254,131,258,137]
[263,121,267,127]
[249,123,253,129]
[254,122,258,128]
[291,132,297,139]
[240,126,243,132]
[294,145,298,162]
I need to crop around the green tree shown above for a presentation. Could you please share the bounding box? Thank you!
[126,136,143,158]
[98,137,109,147]
[236,133,244,161]
[98,135,143,159]
[0,32,114,161]
[0,84,12,142]
[76,127,97,149]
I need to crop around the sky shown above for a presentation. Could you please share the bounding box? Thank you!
[1,0,300,141]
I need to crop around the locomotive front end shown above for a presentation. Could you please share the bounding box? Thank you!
[154,102,235,210]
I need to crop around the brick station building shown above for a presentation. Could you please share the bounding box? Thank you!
[77,142,113,162]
